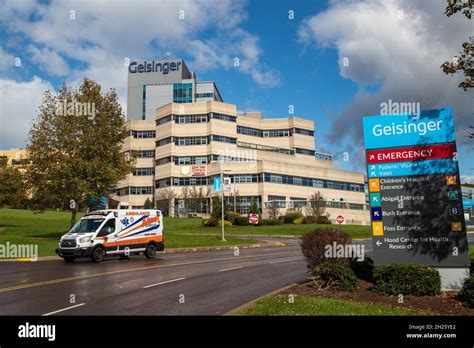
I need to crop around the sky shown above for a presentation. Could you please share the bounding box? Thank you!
[0,0,472,183]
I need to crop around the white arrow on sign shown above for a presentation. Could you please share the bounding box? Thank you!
[376,240,382,246]
[369,154,374,160]
[370,165,375,170]
[374,211,380,217]
[373,197,379,202]
[371,171,376,176]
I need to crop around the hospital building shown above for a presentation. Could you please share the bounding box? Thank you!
[113,58,370,224]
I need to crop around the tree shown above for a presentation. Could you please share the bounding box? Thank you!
[306,191,326,220]
[210,196,230,222]
[441,1,473,91]
[156,188,175,216]
[26,78,135,227]
[267,200,280,220]
[143,197,154,209]
[249,199,259,215]
[0,161,28,208]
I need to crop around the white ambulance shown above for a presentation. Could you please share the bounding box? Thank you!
[56,209,164,263]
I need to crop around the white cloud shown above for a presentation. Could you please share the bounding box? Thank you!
[0,47,15,72]
[461,176,474,185]
[0,77,52,149]
[28,45,69,76]
[298,0,472,170]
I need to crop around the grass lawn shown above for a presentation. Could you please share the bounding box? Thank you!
[0,209,258,257]
[470,245,474,262]
[239,295,431,316]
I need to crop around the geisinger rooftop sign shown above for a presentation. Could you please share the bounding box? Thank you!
[128,60,182,74]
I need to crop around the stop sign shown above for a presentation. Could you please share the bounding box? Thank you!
[336,215,344,224]
[249,214,259,225]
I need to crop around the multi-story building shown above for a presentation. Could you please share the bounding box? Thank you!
[0,148,29,169]
[127,58,223,120]
[114,101,370,224]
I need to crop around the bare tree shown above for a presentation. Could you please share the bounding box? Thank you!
[306,191,326,220]
[267,200,280,220]
[156,188,175,217]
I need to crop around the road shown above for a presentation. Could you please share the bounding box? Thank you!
[0,235,471,316]
[0,237,309,315]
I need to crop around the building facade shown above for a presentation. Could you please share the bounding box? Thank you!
[114,101,370,224]
[127,58,223,120]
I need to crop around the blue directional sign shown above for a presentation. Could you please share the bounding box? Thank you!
[213,177,221,192]
[367,158,458,178]
[363,107,455,150]
[463,199,473,209]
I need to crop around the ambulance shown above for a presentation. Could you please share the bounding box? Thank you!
[56,209,164,263]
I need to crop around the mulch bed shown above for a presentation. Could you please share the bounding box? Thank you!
[280,279,474,315]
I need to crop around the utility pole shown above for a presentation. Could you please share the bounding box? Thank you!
[220,160,226,242]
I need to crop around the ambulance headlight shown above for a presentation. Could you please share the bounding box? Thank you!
[79,236,92,244]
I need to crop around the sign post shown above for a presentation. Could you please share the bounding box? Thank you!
[249,214,259,240]
[362,107,469,290]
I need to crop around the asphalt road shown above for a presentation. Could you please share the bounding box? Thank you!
[0,235,471,316]
[0,237,309,315]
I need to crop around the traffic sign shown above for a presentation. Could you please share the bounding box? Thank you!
[336,215,344,224]
[363,107,469,267]
[249,214,259,225]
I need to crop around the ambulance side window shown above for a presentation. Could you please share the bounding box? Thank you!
[97,219,115,237]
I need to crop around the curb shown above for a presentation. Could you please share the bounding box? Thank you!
[224,282,299,315]
[0,241,286,262]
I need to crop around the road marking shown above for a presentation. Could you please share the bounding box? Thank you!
[219,266,244,272]
[42,303,86,316]
[143,277,186,289]
[269,258,304,264]
[0,251,297,294]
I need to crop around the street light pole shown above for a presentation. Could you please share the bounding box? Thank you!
[220,160,226,242]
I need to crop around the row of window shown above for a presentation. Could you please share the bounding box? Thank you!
[237,126,314,138]
[295,148,316,156]
[237,141,294,155]
[129,130,156,139]
[155,135,238,147]
[156,112,237,126]
[133,167,155,176]
[125,186,154,195]
[195,93,214,98]
[154,172,364,192]
[136,150,155,158]
[156,154,255,166]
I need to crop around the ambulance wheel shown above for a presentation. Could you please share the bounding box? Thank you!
[91,247,105,263]
[64,256,76,263]
[144,243,157,259]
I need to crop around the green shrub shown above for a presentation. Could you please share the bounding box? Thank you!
[303,215,317,224]
[225,211,241,224]
[293,217,304,224]
[234,216,250,226]
[223,220,232,226]
[283,211,303,223]
[312,261,358,291]
[350,257,374,282]
[373,264,441,296]
[300,229,352,270]
[258,218,283,226]
[202,218,217,227]
[458,275,474,308]
[316,215,332,224]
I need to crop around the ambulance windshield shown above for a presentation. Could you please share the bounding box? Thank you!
[70,217,105,234]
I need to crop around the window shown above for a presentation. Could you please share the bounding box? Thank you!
[232,174,257,183]
[130,187,153,195]
[142,85,146,120]
[294,128,314,136]
[237,125,262,137]
[263,129,290,138]
[196,93,214,98]
[267,195,286,208]
[157,157,172,165]
[290,197,307,208]
[237,141,294,155]
[156,137,173,146]
[156,115,173,125]
[269,174,282,184]
[315,152,333,161]
[211,135,237,144]
[133,168,154,176]
[156,178,171,188]
[175,136,209,146]
[137,150,155,158]
[173,83,192,103]
[130,130,155,138]
[211,113,236,122]
[174,156,209,165]
[224,196,260,214]
[295,148,316,156]
[175,114,208,124]
[98,219,115,237]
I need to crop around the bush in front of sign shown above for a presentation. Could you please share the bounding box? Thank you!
[311,261,358,291]
[300,229,352,270]
[373,264,441,296]
[316,215,332,224]
[349,256,374,282]
[293,217,304,224]
[234,216,250,226]
[283,211,303,223]
[458,275,474,308]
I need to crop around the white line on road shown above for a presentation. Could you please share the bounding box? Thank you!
[269,258,304,264]
[143,277,186,289]
[42,303,86,316]
[219,266,244,272]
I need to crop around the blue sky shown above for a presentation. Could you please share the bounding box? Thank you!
[0,0,472,182]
